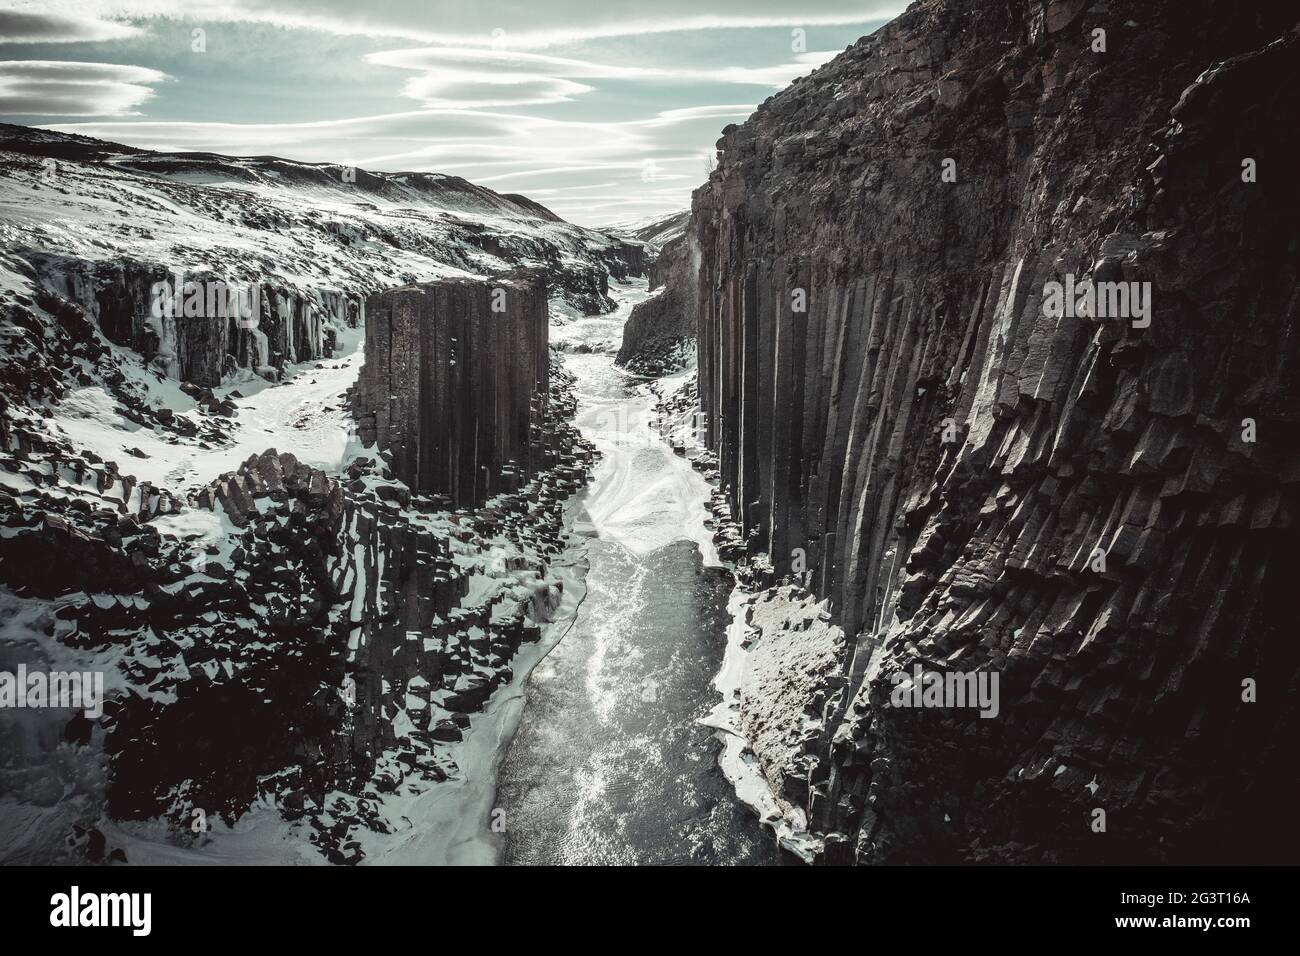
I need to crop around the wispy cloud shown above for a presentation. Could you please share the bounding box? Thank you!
[25,1,905,46]
[397,71,594,109]
[636,104,754,127]
[51,104,732,161]
[0,9,142,44]
[0,60,168,115]
[369,46,839,106]
[8,1,898,221]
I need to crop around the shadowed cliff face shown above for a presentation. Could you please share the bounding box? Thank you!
[88,261,356,387]
[616,235,698,376]
[688,0,1300,863]
[354,278,551,508]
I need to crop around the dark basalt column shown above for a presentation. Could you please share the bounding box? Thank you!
[356,277,549,507]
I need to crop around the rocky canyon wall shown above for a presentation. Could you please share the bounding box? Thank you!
[0,277,593,863]
[688,0,1300,863]
[354,278,550,508]
[0,129,621,862]
[617,235,698,375]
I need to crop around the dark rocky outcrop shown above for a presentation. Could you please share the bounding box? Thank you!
[0,124,634,865]
[616,234,698,375]
[0,287,236,445]
[353,278,551,508]
[0,350,594,864]
[92,261,354,387]
[686,0,1300,863]
[456,228,648,314]
[15,253,357,389]
[593,239,652,283]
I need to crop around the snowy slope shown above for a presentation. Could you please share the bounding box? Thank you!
[0,124,646,320]
[601,210,689,249]
[0,124,643,866]
[0,124,647,495]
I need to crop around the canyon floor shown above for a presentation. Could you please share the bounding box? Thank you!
[494,283,780,865]
[42,279,789,866]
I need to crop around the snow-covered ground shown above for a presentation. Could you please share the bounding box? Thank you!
[355,557,588,866]
[701,586,830,863]
[0,221,811,864]
[2,129,644,500]
[1,131,674,867]
[48,324,365,494]
[565,372,716,561]
[0,133,632,309]
[549,279,719,560]
[96,282,669,866]
[548,281,649,355]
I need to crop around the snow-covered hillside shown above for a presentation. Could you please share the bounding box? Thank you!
[0,124,649,490]
[602,210,689,249]
[0,122,647,338]
[0,124,647,865]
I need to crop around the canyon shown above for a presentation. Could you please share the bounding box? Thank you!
[2,0,1298,870]
[614,212,697,375]
[0,128,642,864]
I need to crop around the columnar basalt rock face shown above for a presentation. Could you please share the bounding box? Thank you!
[688,0,1300,863]
[355,278,550,508]
[34,257,358,388]
[593,240,652,284]
[616,234,698,375]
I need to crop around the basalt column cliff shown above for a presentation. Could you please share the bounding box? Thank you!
[355,278,550,507]
[689,0,1300,863]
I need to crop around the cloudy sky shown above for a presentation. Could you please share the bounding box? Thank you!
[0,1,900,224]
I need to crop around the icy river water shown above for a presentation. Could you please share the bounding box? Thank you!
[492,285,782,865]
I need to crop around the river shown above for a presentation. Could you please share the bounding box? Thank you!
[492,282,783,865]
